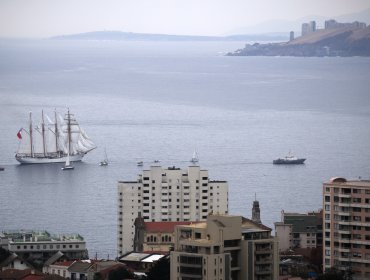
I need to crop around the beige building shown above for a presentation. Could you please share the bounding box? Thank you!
[275,210,322,252]
[170,214,279,280]
[117,165,229,255]
[133,215,194,253]
[323,177,370,279]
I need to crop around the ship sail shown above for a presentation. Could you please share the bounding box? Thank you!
[15,109,96,164]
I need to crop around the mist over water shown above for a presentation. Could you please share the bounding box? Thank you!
[1,40,370,258]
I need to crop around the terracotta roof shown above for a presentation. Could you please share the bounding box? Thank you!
[67,261,93,272]
[0,269,43,280]
[52,261,75,267]
[96,263,127,279]
[22,275,44,280]
[144,221,194,233]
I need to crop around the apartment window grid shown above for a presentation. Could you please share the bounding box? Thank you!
[324,182,370,277]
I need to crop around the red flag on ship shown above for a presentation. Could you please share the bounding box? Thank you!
[17,128,22,139]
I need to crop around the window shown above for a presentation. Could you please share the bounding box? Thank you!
[325,196,330,202]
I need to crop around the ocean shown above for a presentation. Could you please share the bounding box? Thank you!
[0,39,370,258]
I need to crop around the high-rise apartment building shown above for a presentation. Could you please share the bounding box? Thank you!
[301,21,316,36]
[170,214,279,280]
[323,177,370,279]
[117,165,228,255]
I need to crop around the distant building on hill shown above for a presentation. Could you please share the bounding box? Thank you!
[170,214,279,280]
[117,165,229,255]
[302,21,316,36]
[289,31,295,41]
[325,19,367,29]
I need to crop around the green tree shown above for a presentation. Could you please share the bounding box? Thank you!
[0,247,10,263]
[108,266,135,280]
[317,267,345,280]
[146,257,170,280]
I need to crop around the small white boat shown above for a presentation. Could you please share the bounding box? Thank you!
[153,160,160,163]
[190,150,199,163]
[99,148,109,166]
[62,153,74,170]
[137,161,143,166]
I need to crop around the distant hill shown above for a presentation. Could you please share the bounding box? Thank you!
[51,30,288,42]
[228,26,370,57]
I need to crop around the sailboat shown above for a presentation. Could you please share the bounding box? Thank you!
[61,152,74,170]
[99,148,109,166]
[15,109,96,164]
[190,150,199,163]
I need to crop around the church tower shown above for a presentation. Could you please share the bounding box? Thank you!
[252,194,261,224]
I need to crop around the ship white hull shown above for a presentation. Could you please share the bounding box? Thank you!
[15,153,85,164]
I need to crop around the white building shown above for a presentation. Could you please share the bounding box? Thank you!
[117,165,229,255]
[0,231,87,260]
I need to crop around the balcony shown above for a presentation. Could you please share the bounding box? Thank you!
[179,273,202,279]
[338,248,350,253]
[255,247,272,254]
[256,258,272,265]
[338,229,351,235]
[255,269,272,275]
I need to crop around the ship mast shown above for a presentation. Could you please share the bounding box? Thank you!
[54,109,59,156]
[67,108,71,155]
[29,112,34,157]
[41,110,47,157]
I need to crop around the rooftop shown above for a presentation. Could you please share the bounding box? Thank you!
[145,221,194,233]
[1,231,84,243]
[325,178,370,187]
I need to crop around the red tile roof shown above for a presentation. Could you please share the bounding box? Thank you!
[22,275,44,280]
[53,261,75,267]
[144,221,194,233]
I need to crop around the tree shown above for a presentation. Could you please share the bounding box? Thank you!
[317,267,345,280]
[108,266,135,280]
[145,257,170,280]
[0,247,10,263]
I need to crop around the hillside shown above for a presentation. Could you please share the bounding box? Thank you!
[228,26,370,57]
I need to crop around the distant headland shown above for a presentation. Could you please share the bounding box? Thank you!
[227,19,370,57]
[51,31,288,42]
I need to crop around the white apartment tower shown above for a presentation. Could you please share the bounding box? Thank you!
[117,165,229,255]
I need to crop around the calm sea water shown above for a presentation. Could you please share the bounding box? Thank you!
[0,39,370,258]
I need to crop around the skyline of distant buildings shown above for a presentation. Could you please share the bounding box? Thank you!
[300,18,367,37]
[3,166,370,279]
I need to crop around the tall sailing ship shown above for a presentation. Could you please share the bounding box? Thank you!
[15,109,96,164]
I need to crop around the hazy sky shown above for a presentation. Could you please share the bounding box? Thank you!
[1,0,370,37]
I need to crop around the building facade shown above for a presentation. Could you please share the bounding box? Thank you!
[323,177,370,279]
[0,231,88,261]
[274,210,323,252]
[133,216,193,253]
[117,165,229,255]
[170,214,279,280]
[301,21,316,36]
[324,19,367,29]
